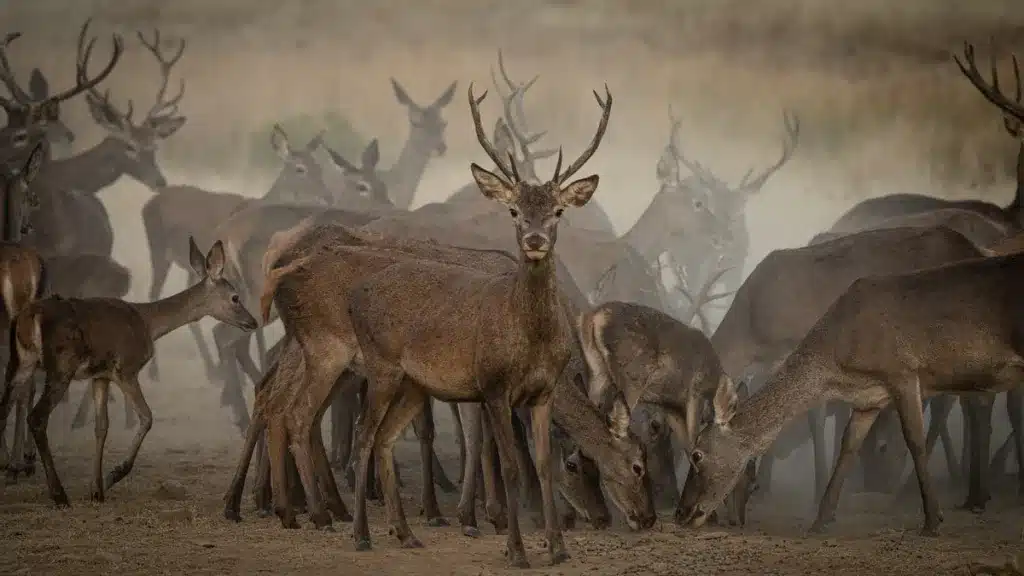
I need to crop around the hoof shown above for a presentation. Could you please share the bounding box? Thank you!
[401,537,425,549]
[53,493,71,508]
[224,509,242,523]
[505,549,530,569]
[354,539,372,552]
[426,517,449,528]
[255,508,273,519]
[807,520,831,535]
[331,510,353,523]
[550,549,571,566]
[462,526,481,538]
[5,469,19,486]
[23,463,35,478]
[318,524,336,533]
[920,524,941,537]
[90,490,105,503]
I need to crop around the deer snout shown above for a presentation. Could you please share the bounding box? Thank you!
[521,232,551,259]
[435,141,447,156]
[674,503,708,528]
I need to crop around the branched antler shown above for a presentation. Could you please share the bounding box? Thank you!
[677,264,735,334]
[467,84,518,184]
[552,85,613,184]
[135,28,186,123]
[491,52,557,182]
[955,39,1024,127]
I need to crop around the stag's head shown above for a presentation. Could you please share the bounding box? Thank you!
[0,26,122,164]
[320,137,391,206]
[391,78,456,157]
[468,83,611,262]
[84,24,186,189]
[676,375,757,528]
[187,237,258,332]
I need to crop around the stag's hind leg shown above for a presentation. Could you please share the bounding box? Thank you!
[376,386,431,549]
[961,394,995,513]
[89,378,112,502]
[2,347,38,484]
[28,373,75,507]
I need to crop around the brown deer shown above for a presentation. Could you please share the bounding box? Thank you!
[710,225,991,514]
[0,238,257,505]
[677,249,1024,537]
[337,85,650,568]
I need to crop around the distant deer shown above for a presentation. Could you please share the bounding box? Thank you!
[0,238,256,505]
[678,249,1024,537]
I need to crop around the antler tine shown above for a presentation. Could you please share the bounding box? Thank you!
[554,85,613,184]
[467,83,517,183]
[673,143,730,193]
[53,18,123,104]
[955,39,1024,126]
[677,265,735,331]
[137,28,186,122]
[738,109,801,193]
[0,31,32,105]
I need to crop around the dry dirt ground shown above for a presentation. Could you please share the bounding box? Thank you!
[4,1,1024,574]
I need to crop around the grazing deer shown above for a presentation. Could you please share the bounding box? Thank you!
[678,249,1024,537]
[711,225,990,512]
[338,84,650,568]
[0,238,256,505]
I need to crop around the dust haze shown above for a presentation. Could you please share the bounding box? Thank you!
[3,1,1024,574]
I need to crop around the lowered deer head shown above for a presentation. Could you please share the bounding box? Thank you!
[82,24,186,190]
[320,138,390,206]
[0,26,122,165]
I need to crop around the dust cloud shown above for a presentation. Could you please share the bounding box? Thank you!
[3,2,1024,573]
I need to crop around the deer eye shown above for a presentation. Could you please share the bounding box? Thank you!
[564,458,579,474]
[509,208,519,218]
[631,463,644,477]
[231,294,240,304]
[691,450,704,466]
[356,182,371,194]
[554,208,564,217]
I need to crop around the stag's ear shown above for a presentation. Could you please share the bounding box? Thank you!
[188,236,206,277]
[431,80,457,109]
[22,143,45,184]
[471,163,515,205]
[269,125,292,161]
[608,396,631,439]
[558,174,599,207]
[86,95,126,133]
[713,375,738,426]
[205,240,227,279]
[390,78,416,109]
[362,138,380,170]
[28,68,49,99]
[151,116,186,139]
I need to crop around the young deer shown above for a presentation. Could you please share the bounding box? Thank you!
[0,238,256,506]
[340,85,652,568]
[678,250,1024,537]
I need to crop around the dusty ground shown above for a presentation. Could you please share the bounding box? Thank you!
[4,1,1024,574]
[1,336,1022,576]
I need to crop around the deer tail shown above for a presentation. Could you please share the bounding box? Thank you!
[259,255,314,326]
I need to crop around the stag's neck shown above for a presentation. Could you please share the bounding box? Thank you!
[40,138,126,194]
[511,254,562,340]
[132,282,210,342]
[383,133,433,210]
[730,351,836,456]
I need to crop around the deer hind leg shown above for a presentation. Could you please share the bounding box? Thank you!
[411,402,447,526]
[20,376,39,476]
[481,409,508,534]
[329,372,359,473]
[214,322,250,435]
[456,402,484,536]
[450,401,466,484]
[484,396,529,568]
[6,377,35,484]
[104,376,153,491]
[89,378,111,502]
[899,394,957,499]
[2,350,38,484]
[890,380,945,536]
[224,412,266,522]
[376,385,431,549]
[28,372,75,507]
[512,410,545,529]
[530,397,569,565]
[960,394,995,514]
[425,404,458,494]
[288,425,330,529]
[1005,388,1024,497]
[807,405,829,505]
[810,406,881,534]
[308,413,351,522]
[266,418,297,528]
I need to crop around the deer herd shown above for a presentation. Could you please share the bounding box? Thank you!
[2,18,1024,569]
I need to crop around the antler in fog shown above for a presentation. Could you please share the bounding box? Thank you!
[551,85,613,184]
[955,40,1024,127]
[135,28,186,123]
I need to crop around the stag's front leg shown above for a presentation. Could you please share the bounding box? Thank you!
[28,374,74,507]
[961,394,994,514]
[411,403,448,526]
[892,381,944,536]
[810,407,880,534]
[530,397,569,565]
[2,354,37,483]
[456,402,484,536]
[485,397,528,568]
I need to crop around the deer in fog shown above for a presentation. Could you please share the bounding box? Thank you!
[0,238,256,505]
[677,248,1024,537]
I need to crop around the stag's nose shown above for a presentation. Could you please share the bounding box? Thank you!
[436,142,447,156]
[522,232,550,259]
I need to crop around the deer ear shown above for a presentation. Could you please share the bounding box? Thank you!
[269,125,292,161]
[188,236,206,277]
[28,68,49,99]
[22,143,45,184]
[362,138,380,170]
[471,163,515,205]
[431,80,457,109]
[558,174,599,207]
[390,78,416,109]
[205,240,227,279]
[713,375,738,426]
[608,396,631,439]
[150,116,186,139]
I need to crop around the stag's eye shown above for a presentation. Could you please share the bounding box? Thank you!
[554,208,564,217]
[231,294,240,304]
[691,450,704,465]
[509,208,519,218]
[564,459,579,474]
[356,182,371,194]
[632,463,644,477]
